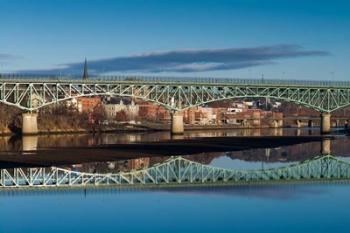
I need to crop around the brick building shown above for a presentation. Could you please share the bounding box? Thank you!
[76,97,102,113]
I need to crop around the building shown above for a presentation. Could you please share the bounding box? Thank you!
[65,98,81,111]
[137,100,171,122]
[31,93,44,109]
[183,106,222,125]
[76,96,102,113]
[104,99,139,121]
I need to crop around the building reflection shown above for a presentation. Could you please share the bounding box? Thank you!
[0,128,348,174]
[62,138,335,174]
[70,157,151,173]
[0,128,328,153]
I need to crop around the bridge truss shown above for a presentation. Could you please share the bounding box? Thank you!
[1,155,350,189]
[1,78,350,112]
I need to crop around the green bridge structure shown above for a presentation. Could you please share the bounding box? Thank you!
[1,155,350,189]
[0,75,350,134]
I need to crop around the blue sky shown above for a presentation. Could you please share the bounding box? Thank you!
[0,0,349,80]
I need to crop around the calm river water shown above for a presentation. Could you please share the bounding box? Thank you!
[0,128,349,233]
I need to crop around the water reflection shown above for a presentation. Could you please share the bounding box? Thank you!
[22,135,38,151]
[0,134,348,169]
[0,129,348,172]
[63,137,346,175]
[0,183,340,201]
[60,137,338,173]
[0,128,328,152]
[1,152,349,190]
[0,131,349,233]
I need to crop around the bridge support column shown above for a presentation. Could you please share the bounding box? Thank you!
[22,113,38,135]
[171,111,184,135]
[321,112,331,134]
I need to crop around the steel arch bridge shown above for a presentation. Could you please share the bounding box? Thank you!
[1,155,350,189]
[1,76,350,112]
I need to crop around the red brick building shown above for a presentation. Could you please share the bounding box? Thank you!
[136,101,171,122]
[77,97,102,112]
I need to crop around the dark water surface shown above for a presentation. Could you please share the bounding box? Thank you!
[0,128,349,233]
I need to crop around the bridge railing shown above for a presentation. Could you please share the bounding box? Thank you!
[0,73,350,87]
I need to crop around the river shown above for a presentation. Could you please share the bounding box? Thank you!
[0,128,349,233]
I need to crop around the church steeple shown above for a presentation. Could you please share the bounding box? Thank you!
[82,58,88,80]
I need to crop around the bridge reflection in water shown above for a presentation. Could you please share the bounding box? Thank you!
[1,154,350,189]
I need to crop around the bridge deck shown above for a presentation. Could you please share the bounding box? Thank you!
[1,76,350,88]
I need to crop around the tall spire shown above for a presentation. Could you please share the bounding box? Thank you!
[82,58,88,80]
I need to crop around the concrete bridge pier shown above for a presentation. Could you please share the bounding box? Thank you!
[321,112,331,134]
[22,112,38,135]
[171,111,184,134]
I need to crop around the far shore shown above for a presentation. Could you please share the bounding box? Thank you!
[0,122,347,137]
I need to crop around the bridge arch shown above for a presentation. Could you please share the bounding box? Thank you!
[179,95,324,113]
[4,93,343,113]
[31,93,175,112]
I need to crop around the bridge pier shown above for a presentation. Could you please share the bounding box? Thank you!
[171,111,184,134]
[22,113,38,135]
[321,112,331,134]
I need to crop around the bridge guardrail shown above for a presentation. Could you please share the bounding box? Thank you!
[0,74,349,87]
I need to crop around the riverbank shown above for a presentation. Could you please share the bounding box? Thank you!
[0,123,275,136]
[1,120,348,137]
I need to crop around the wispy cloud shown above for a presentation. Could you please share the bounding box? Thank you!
[0,53,17,61]
[18,45,329,75]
